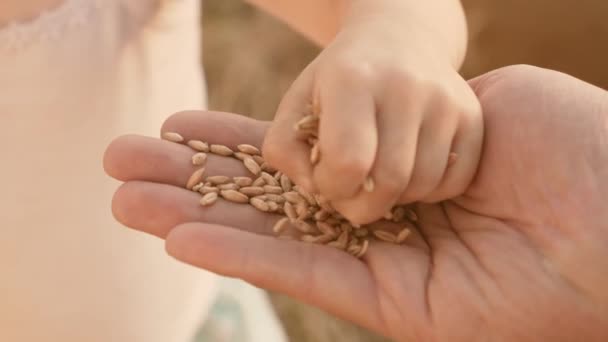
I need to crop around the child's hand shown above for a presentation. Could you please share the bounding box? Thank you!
[263,16,483,224]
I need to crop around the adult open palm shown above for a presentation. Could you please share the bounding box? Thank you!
[103,65,608,341]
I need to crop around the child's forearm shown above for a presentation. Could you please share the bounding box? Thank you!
[245,0,468,68]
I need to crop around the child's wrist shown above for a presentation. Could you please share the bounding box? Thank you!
[336,0,467,69]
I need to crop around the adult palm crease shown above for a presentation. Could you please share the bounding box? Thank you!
[103,65,608,342]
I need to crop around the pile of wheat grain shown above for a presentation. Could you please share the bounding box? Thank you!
[162,112,416,258]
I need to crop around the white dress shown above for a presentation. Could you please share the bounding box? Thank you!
[0,0,285,341]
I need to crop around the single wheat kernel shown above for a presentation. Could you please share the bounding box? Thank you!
[252,155,265,165]
[310,143,321,165]
[327,241,345,250]
[200,192,218,206]
[263,185,283,194]
[191,152,208,166]
[240,186,265,196]
[396,228,411,243]
[234,152,249,161]
[347,243,361,256]
[293,186,316,206]
[218,183,239,191]
[274,171,282,180]
[283,191,304,204]
[186,168,206,190]
[373,230,397,243]
[237,144,260,155]
[187,140,209,152]
[243,157,262,176]
[272,217,290,234]
[363,177,375,192]
[265,194,285,203]
[252,177,266,187]
[206,175,231,185]
[200,186,219,194]
[295,202,309,220]
[314,234,337,244]
[316,221,337,237]
[335,230,349,249]
[293,220,315,234]
[267,201,279,212]
[250,197,270,212]
[283,202,298,221]
[253,195,268,201]
[261,172,279,186]
[383,211,394,220]
[191,183,204,192]
[233,177,253,187]
[279,174,292,192]
[357,239,369,257]
[162,132,184,143]
[210,144,234,156]
[220,190,249,204]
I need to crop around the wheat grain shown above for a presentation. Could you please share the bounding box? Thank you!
[187,140,209,152]
[186,168,206,190]
[162,132,184,143]
[210,144,234,156]
[206,175,231,185]
[273,217,290,234]
[192,183,204,192]
[316,221,337,237]
[243,157,262,176]
[252,155,265,165]
[283,202,298,221]
[166,133,416,259]
[261,172,279,186]
[218,183,240,191]
[192,152,208,166]
[200,192,218,206]
[279,174,292,192]
[250,197,270,212]
[373,230,397,243]
[220,190,249,204]
[265,194,285,203]
[233,176,253,187]
[267,201,279,212]
[240,186,265,196]
[396,228,411,243]
[200,186,219,194]
[237,144,261,155]
[263,185,283,194]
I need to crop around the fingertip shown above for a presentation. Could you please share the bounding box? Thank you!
[103,134,139,181]
[165,222,204,260]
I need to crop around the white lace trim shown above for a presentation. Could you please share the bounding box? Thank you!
[0,0,103,53]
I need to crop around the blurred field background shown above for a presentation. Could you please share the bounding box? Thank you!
[201,1,608,341]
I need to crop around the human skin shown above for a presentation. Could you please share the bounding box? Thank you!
[105,66,608,341]
[247,0,481,224]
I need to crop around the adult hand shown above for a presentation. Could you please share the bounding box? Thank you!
[104,65,608,341]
